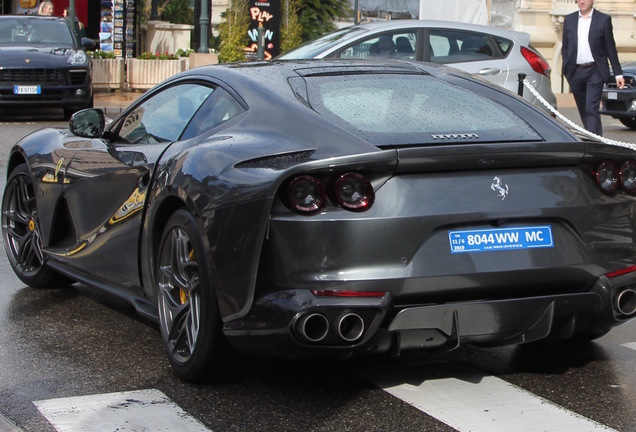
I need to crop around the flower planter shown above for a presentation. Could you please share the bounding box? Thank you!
[126,58,187,91]
[92,58,125,91]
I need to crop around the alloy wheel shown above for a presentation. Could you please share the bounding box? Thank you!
[157,226,201,364]
[2,169,45,277]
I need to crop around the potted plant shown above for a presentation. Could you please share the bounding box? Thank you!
[126,51,187,91]
[90,50,125,91]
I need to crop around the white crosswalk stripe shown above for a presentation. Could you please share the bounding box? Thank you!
[621,342,636,350]
[359,367,617,432]
[33,389,210,432]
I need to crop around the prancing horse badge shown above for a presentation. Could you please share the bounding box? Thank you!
[491,176,509,200]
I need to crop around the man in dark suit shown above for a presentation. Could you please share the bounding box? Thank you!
[562,0,624,136]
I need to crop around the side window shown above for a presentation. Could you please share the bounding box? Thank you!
[429,30,495,64]
[115,83,212,144]
[338,31,416,60]
[181,86,245,140]
[494,36,513,56]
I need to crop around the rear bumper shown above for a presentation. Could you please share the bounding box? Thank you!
[223,275,635,358]
[601,87,636,118]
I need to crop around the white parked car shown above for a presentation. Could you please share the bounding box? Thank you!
[279,19,557,113]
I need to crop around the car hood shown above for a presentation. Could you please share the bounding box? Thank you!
[0,46,76,67]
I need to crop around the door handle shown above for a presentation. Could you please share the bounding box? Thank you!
[478,68,501,76]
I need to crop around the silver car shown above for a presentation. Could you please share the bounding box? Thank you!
[279,19,557,113]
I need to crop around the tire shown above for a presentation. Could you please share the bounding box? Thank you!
[2,164,73,288]
[619,116,636,130]
[155,209,225,382]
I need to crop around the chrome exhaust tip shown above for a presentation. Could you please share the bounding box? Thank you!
[296,313,329,342]
[335,313,365,342]
[616,288,636,316]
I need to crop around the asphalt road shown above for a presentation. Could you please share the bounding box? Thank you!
[0,105,635,432]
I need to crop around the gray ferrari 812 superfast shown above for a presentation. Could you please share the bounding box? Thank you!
[4,60,636,382]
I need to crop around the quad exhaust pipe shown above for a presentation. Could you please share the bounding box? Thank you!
[335,313,365,342]
[296,313,329,342]
[295,312,365,343]
[615,288,636,316]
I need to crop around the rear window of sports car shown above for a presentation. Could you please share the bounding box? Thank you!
[304,73,541,145]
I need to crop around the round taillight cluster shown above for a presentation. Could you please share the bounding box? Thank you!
[332,173,374,210]
[595,159,636,195]
[619,160,636,194]
[285,172,374,214]
[287,175,326,213]
[595,160,618,194]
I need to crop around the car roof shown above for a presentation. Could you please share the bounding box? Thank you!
[171,59,466,113]
[183,59,444,91]
[342,19,530,44]
[0,15,66,22]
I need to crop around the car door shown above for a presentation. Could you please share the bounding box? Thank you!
[426,29,510,90]
[61,82,214,290]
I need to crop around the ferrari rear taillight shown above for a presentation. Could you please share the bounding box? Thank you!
[520,46,550,77]
[332,173,374,211]
[288,175,326,213]
[284,172,375,214]
[619,160,636,194]
[592,159,636,195]
[594,160,618,194]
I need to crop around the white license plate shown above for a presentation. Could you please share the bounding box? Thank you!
[13,85,41,95]
[607,91,618,100]
[448,226,554,254]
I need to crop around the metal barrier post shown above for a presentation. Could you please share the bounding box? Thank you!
[518,73,526,97]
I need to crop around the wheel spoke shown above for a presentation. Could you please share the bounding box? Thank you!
[170,228,199,292]
[17,176,35,216]
[3,208,30,227]
[4,224,29,246]
[17,229,44,271]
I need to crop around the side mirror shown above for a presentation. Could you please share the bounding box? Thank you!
[81,37,96,50]
[69,109,106,138]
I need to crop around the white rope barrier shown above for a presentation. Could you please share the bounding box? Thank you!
[522,78,636,152]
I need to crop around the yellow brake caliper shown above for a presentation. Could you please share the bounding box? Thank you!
[179,249,195,304]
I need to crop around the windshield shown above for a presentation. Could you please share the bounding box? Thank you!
[0,18,74,46]
[278,26,368,59]
[304,73,541,146]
